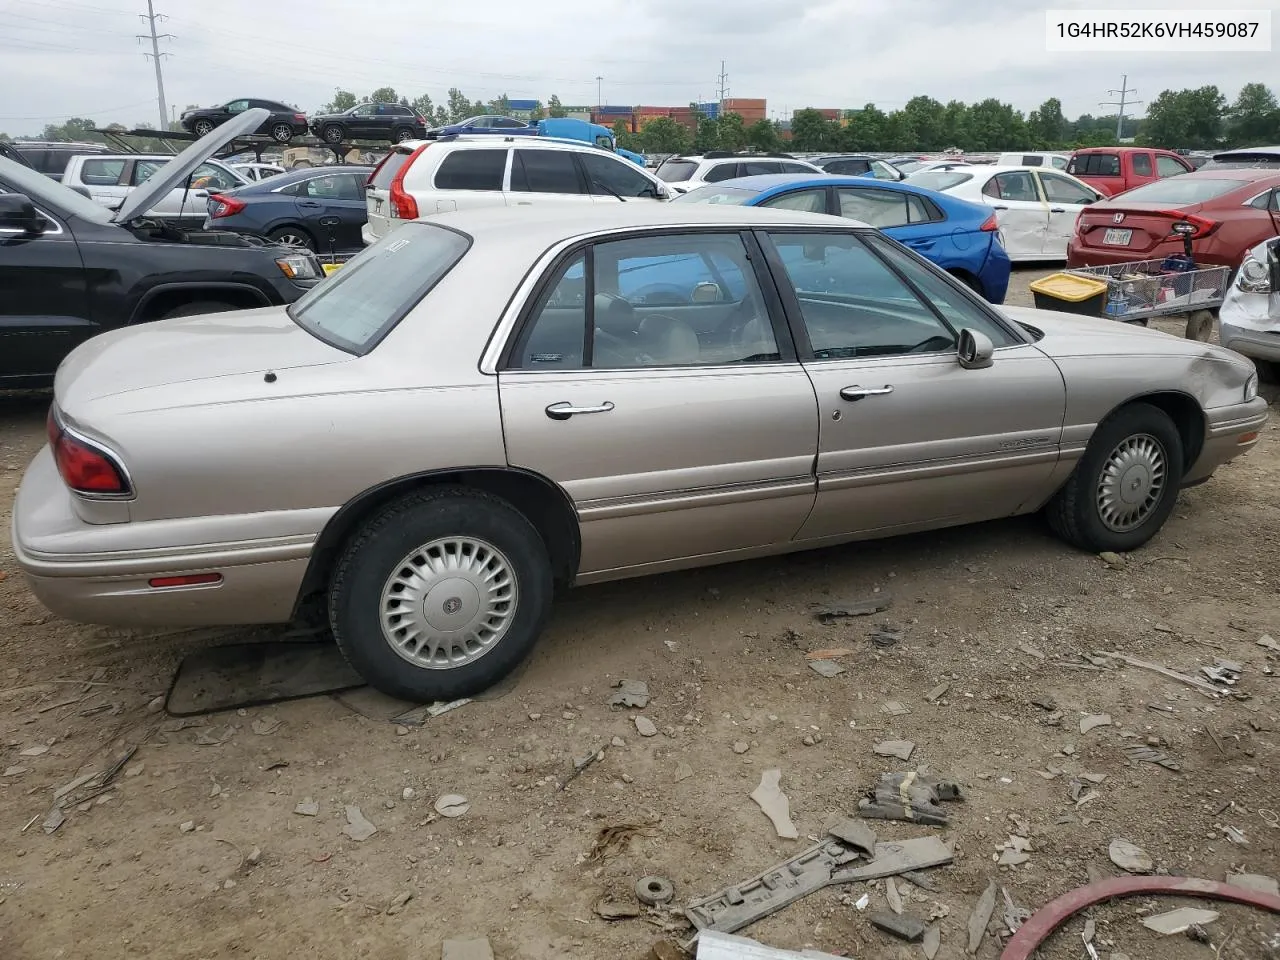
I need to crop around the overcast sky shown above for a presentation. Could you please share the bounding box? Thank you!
[1,0,1275,135]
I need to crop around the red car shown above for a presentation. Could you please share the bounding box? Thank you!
[1067,147,1194,197]
[1066,170,1280,270]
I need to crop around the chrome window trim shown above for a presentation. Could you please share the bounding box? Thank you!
[0,203,66,236]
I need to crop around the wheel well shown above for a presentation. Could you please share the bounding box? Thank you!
[134,286,266,323]
[292,468,581,619]
[946,267,981,292]
[1118,391,1205,472]
[267,222,318,245]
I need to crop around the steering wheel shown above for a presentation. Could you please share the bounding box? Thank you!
[907,335,956,354]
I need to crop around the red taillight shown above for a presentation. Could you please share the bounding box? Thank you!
[1160,211,1217,239]
[979,213,999,232]
[389,143,428,220]
[47,411,130,496]
[294,113,306,123]
[149,573,222,589]
[207,193,246,219]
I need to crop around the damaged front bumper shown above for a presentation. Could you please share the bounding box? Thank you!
[1219,238,1280,362]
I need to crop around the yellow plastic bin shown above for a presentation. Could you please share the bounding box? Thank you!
[1029,273,1108,317]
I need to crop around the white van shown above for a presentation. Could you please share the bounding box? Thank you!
[997,152,1070,171]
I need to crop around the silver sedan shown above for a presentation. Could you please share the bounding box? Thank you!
[12,204,1267,701]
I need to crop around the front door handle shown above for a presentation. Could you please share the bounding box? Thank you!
[839,385,893,402]
[545,401,615,420]
[1050,207,1066,213]
[993,205,1008,210]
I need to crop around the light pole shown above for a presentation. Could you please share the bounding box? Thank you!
[596,76,603,112]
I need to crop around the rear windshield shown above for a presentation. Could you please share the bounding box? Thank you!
[1116,177,1251,204]
[655,159,698,182]
[903,171,973,191]
[1068,153,1120,176]
[893,161,925,174]
[288,222,470,354]
[370,147,416,189]
[671,184,756,205]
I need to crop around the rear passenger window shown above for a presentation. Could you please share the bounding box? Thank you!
[80,158,125,185]
[703,163,740,183]
[434,149,507,191]
[511,150,581,194]
[1132,153,1153,177]
[742,161,782,176]
[579,153,659,198]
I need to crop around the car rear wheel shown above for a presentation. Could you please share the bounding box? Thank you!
[321,124,345,144]
[328,488,554,702]
[392,127,416,143]
[266,226,316,251]
[270,122,294,143]
[192,119,215,137]
[1046,402,1184,553]
[160,301,236,320]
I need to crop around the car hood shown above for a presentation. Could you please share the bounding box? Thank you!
[55,304,350,410]
[113,107,269,224]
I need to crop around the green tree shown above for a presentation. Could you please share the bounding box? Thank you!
[901,96,944,149]
[446,88,473,122]
[745,118,779,152]
[612,118,630,142]
[965,98,1027,150]
[488,94,511,115]
[530,101,546,121]
[789,108,838,151]
[718,112,747,151]
[692,109,721,152]
[323,89,357,113]
[546,95,566,118]
[410,94,434,120]
[1140,86,1227,148]
[1227,82,1280,146]
[882,112,917,152]
[1027,97,1065,147]
[40,117,101,141]
[637,116,690,153]
[841,104,886,151]
[939,100,970,150]
[368,87,398,105]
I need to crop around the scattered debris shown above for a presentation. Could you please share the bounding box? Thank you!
[880,700,910,716]
[609,680,650,709]
[53,773,98,802]
[693,931,845,960]
[433,794,470,819]
[873,740,916,761]
[1226,873,1279,896]
[853,893,870,911]
[1258,634,1280,653]
[830,837,953,882]
[925,682,951,703]
[826,818,877,857]
[869,625,903,648]
[179,820,195,833]
[635,716,658,737]
[869,911,926,942]
[1185,923,1212,944]
[196,725,235,746]
[385,891,414,915]
[636,876,675,906]
[1141,907,1219,935]
[1201,659,1242,686]
[750,769,798,839]
[1108,839,1152,874]
[966,880,998,954]
[560,744,607,791]
[589,820,658,863]
[595,898,641,920]
[441,937,494,960]
[1001,887,1031,932]
[1079,714,1111,734]
[1121,743,1181,771]
[1101,652,1222,698]
[294,799,319,817]
[342,805,377,841]
[1219,824,1247,845]
[1098,551,1126,569]
[922,923,941,960]
[1030,695,1056,711]
[901,870,941,892]
[674,762,694,783]
[813,595,892,622]
[858,771,962,826]
[884,877,903,914]
[251,717,283,736]
[804,648,853,661]
[733,741,750,755]
[19,745,49,758]
[1018,643,1046,660]
[807,660,845,679]
[3,766,27,777]
[997,834,1032,867]
[42,807,65,835]
[246,846,262,866]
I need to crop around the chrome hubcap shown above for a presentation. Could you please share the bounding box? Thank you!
[379,537,517,669]
[1097,433,1166,532]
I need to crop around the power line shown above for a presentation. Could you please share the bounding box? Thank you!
[1100,74,1141,141]
[136,0,173,132]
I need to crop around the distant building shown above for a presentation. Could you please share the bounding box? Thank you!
[506,99,540,119]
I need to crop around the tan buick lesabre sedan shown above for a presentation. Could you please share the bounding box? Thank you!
[12,204,1267,701]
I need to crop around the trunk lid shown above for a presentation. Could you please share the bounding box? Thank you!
[55,305,350,408]
[1074,201,1205,257]
[365,143,419,242]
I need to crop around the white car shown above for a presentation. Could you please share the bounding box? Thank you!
[997,152,1070,171]
[363,135,673,245]
[231,162,286,182]
[1219,237,1280,373]
[60,153,249,226]
[891,159,973,176]
[653,153,824,194]
[905,165,1103,261]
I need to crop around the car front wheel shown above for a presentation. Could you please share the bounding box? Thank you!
[328,488,554,702]
[1047,402,1184,553]
[192,119,215,137]
[321,124,345,144]
[270,122,294,143]
[393,126,416,143]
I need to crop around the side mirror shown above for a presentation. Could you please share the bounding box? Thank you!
[957,328,994,370]
[0,193,42,235]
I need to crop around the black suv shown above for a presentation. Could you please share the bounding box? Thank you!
[308,102,428,145]
[2,140,110,182]
[0,109,323,388]
[180,99,308,143]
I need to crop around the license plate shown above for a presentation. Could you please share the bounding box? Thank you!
[1103,228,1132,245]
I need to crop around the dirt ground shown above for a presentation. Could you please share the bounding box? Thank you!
[1,266,1277,960]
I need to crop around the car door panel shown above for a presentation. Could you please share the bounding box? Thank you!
[980,171,1047,260]
[497,234,819,576]
[1035,171,1098,259]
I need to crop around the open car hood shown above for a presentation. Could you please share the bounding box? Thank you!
[111,107,268,224]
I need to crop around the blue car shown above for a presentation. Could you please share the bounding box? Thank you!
[430,115,533,137]
[203,164,374,255]
[673,174,1011,303]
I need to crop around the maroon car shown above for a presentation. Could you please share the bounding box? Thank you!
[1066,170,1280,270]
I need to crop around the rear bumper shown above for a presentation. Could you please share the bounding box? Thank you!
[978,239,1012,303]
[1066,239,1236,270]
[11,448,322,628]
[1182,397,1269,485]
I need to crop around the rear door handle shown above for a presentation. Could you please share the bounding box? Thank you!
[993,205,1008,210]
[905,239,934,249]
[839,385,893,401]
[545,401,615,420]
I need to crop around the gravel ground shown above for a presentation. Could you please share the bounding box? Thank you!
[0,266,1276,960]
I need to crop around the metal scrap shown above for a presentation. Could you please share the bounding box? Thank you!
[966,879,998,954]
[869,910,926,942]
[858,771,962,826]
[588,819,658,863]
[1201,659,1242,686]
[1101,652,1222,698]
[812,594,891,622]
[609,680,650,709]
[1121,743,1181,771]
[1142,906,1220,935]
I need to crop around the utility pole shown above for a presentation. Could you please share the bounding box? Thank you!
[596,76,603,112]
[1100,74,1141,142]
[138,0,174,131]
[716,60,729,108]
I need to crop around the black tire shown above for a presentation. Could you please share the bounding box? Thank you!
[392,126,416,143]
[1254,359,1280,383]
[270,122,294,143]
[160,300,236,320]
[192,119,215,137]
[1046,402,1184,553]
[949,270,984,297]
[321,124,345,144]
[266,226,317,251]
[328,487,554,702]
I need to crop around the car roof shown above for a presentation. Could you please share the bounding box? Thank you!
[1168,168,1280,182]
[1072,146,1177,154]
[1211,145,1280,157]
[416,200,866,244]
[703,173,924,193]
[401,135,625,155]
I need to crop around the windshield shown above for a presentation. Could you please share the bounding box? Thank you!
[671,184,757,205]
[0,156,114,224]
[370,148,414,189]
[1116,177,1251,204]
[904,171,973,191]
[288,222,470,355]
[655,159,698,183]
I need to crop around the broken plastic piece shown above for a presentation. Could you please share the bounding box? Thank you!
[750,769,798,839]
[966,879,998,954]
[1121,743,1180,771]
[1108,838,1152,874]
[826,818,876,857]
[869,911,926,941]
[858,771,962,826]
[609,680,650,708]
[813,595,891,622]
[830,836,953,883]
[1142,906,1219,935]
